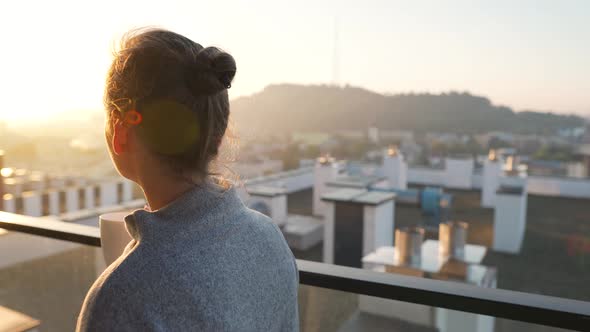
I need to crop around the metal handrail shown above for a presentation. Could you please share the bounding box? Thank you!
[0,212,100,246]
[1,211,589,331]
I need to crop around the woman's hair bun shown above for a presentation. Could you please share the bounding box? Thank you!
[189,46,236,95]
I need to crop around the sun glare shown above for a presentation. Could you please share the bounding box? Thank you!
[0,168,14,178]
[0,0,588,125]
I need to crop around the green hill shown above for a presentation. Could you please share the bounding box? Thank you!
[230,84,585,135]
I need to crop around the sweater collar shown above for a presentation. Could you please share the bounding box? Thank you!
[124,181,244,242]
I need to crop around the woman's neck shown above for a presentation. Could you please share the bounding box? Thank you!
[138,176,196,211]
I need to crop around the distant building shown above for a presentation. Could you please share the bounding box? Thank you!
[232,159,283,179]
[291,132,331,146]
[558,126,586,139]
[335,129,364,140]
[566,161,587,178]
[525,160,566,177]
[367,126,379,143]
[575,144,590,177]
[379,130,413,142]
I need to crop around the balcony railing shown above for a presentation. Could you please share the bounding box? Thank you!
[0,211,589,331]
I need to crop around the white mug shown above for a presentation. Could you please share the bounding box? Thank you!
[99,212,133,266]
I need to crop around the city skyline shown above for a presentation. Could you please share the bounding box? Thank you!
[0,0,589,123]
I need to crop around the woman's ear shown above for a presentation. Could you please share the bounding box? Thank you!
[112,118,129,155]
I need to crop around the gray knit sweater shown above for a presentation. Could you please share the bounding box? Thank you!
[77,183,299,331]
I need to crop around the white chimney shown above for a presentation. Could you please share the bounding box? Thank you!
[481,150,502,207]
[445,156,474,189]
[121,179,134,202]
[22,191,42,217]
[99,182,118,207]
[439,221,468,259]
[382,147,407,190]
[2,194,16,213]
[47,190,60,216]
[493,186,527,254]
[84,185,96,209]
[65,187,80,213]
[395,227,424,267]
[322,189,395,267]
[247,186,288,226]
[313,156,340,217]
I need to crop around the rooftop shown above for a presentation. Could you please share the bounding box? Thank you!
[0,180,588,331]
[286,186,590,331]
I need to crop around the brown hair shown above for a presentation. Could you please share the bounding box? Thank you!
[105,28,236,183]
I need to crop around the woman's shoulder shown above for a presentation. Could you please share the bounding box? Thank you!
[76,248,147,331]
[233,205,294,257]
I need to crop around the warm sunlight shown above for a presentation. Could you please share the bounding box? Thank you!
[0,0,588,125]
[0,168,14,178]
[0,2,118,123]
[0,3,589,332]
[0,1,221,123]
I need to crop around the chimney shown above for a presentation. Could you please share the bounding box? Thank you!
[439,221,468,259]
[492,151,528,253]
[99,181,118,207]
[395,227,424,267]
[382,147,407,190]
[445,155,474,189]
[83,185,96,209]
[46,190,60,216]
[481,150,502,207]
[493,185,527,254]
[65,187,80,213]
[120,179,134,203]
[313,155,340,217]
[2,194,16,213]
[322,188,395,267]
[247,186,287,226]
[22,191,42,217]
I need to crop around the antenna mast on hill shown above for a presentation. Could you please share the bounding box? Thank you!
[332,16,340,86]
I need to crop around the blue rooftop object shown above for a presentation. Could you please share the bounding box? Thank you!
[421,187,443,215]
